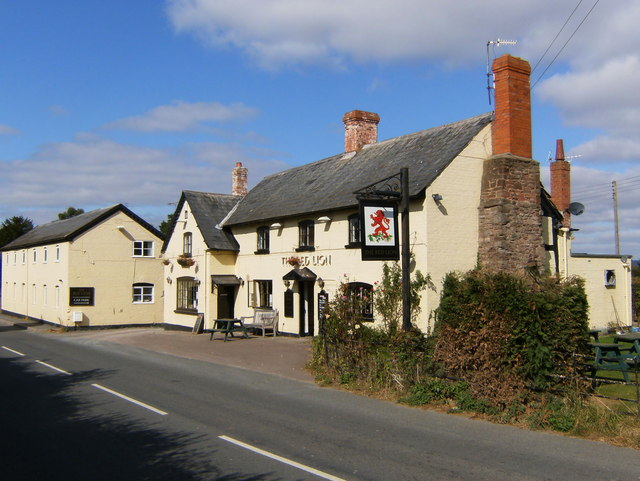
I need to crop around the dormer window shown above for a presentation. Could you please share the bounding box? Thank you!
[296,220,315,252]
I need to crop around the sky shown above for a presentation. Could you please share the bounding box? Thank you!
[1,0,639,257]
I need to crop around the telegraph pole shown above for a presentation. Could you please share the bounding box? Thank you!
[612,180,620,255]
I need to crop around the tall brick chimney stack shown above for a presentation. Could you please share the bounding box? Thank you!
[478,55,545,274]
[492,55,532,158]
[232,162,248,196]
[550,139,571,227]
[343,110,380,152]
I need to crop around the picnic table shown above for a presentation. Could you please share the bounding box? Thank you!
[613,332,640,357]
[590,342,632,382]
[209,318,249,342]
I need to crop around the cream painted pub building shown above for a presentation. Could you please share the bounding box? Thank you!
[1,205,164,327]
[164,55,632,335]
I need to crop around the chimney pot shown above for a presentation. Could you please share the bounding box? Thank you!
[232,162,248,196]
[343,110,380,152]
[550,139,571,226]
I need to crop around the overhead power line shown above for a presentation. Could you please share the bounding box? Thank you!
[531,0,601,90]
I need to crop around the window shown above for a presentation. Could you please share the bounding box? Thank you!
[256,226,270,254]
[55,245,60,262]
[345,282,374,321]
[250,280,273,308]
[347,213,361,247]
[176,277,198,312]
[604,270,616,288]
[32,284,37,304]
[133,283,154,303]
[43,247,48,263]
[13,252,16,264]
[297,220,315,251]
[22,250,26,264]
[55,286,60,308]
[32,249,37,263]
[183,232,193,256]
[43,285,48,306]
[133,241,154,257]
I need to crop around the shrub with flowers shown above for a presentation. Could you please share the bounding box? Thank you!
[311,262,433,390]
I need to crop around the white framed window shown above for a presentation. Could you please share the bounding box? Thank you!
[297,220,315,251]
[21,250,26,264]
[55,245,60,262]
[32,249,37,263]
[132,283,154,303]
[43,247,48,263]
[249,280,273,308]
[13,252,17,264]
[183,232,193,256]
[176,277,198,312]
[55,286,60,308]
[32,284,37,304]
[21,283,25,301]
[13,282,16,300]
[256,226,270,253]
[133,240,154,257]
[43,285,48,306]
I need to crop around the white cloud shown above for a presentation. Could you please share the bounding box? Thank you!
[165,0,572,68]
[0,136,287,226]
[0,124,19,135]
[105,101,258,132]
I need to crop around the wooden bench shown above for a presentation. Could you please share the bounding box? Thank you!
[242,309,278,337]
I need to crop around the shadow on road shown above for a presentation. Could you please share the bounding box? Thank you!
[0,356,280,481]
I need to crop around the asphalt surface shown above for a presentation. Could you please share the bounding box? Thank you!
[2,314,640,481]
[0,314,314,382]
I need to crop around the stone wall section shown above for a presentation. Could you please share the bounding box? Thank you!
[478,154,545,273]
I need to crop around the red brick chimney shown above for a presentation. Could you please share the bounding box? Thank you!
[479,55,545,274]
[492,55,532,159]
[232,162,248,196]
[550,139,571,226]
[343,110,380,152]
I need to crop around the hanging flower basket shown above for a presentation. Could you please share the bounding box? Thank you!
[177,255,196,267]
[161,259,171,266]
[287,256,301,267]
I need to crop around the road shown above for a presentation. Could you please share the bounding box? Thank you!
[1,324,639,481]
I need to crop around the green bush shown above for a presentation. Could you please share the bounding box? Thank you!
[433,270,590,407]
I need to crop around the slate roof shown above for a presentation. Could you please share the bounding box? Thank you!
[162,191,241,253]
[226,113,493,226]
[1,204,162,251]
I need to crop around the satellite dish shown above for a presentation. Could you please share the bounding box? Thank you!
[568,202,585,216]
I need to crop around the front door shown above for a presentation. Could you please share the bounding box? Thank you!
[217,285,235,319]
[298,281,315,337]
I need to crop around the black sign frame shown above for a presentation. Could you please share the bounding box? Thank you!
[69,287,95,306]
[359,199,400,261]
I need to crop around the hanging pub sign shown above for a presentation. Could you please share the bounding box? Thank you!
[359,199,400,261]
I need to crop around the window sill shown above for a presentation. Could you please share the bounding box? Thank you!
[344,243,361,249]
[295,246,315,252]
[174,308,198,315]
[254,249,270,255]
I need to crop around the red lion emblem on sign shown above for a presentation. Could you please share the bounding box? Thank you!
[370,209,391,239]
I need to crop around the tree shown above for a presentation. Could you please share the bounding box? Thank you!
[0,216,34,248]
[158,213,175,238]
[57,206,85,220]
[632,263,640,323]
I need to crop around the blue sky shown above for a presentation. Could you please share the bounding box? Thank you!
[1,0,639,257]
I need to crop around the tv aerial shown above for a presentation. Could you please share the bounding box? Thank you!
[486,38,517,104]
